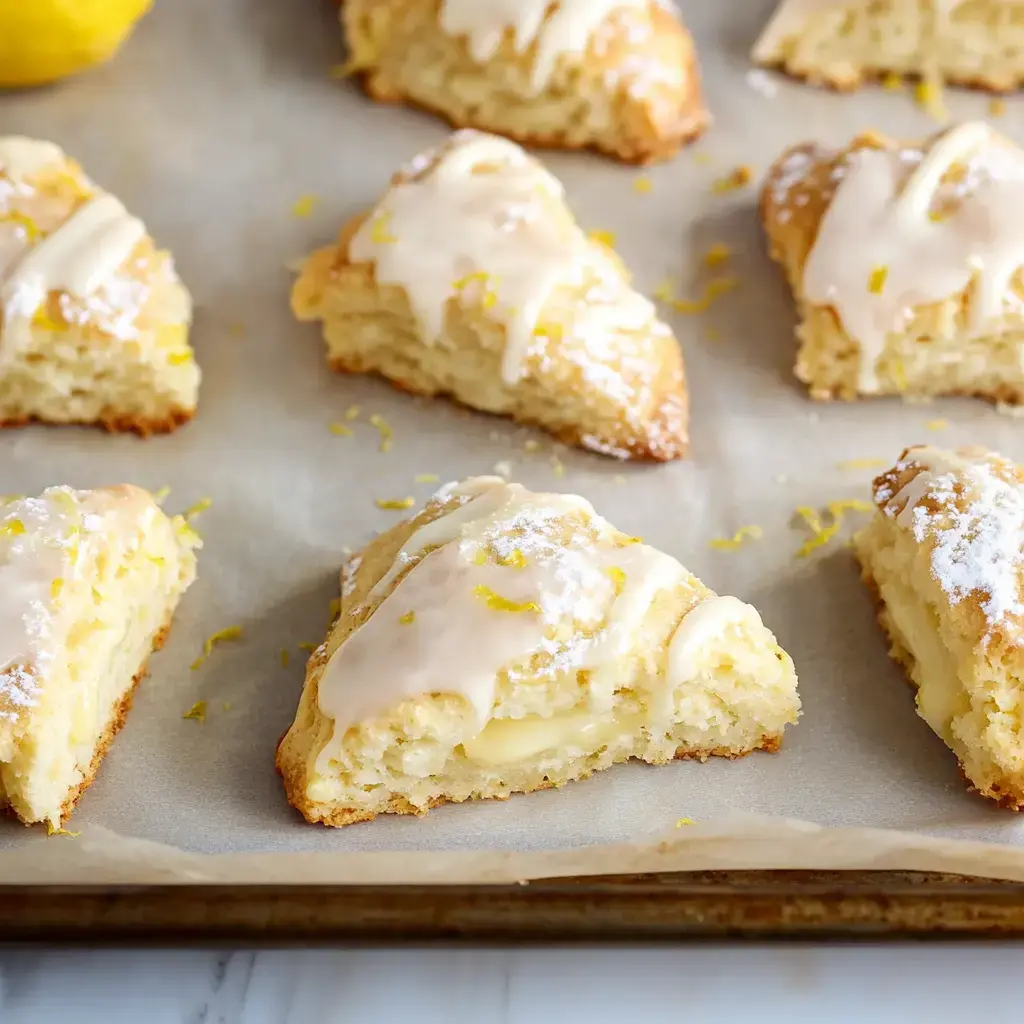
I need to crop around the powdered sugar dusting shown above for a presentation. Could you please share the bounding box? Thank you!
[885,451,1024,631]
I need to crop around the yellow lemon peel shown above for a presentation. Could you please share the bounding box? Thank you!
[881,71,904,91]
[588,229,617,248]
[474,586,540,614]
[836,458,887,470]
[709,525,762,551]
[653,279,676,303]
[711,165,754,194]
[190,627,243,671]
[795,500,873,558]
[605,566,627,595]
[415,473,439,484]
[184,498,212,521]
[369,413,393,452]
[672,277,738,314]
[291,194,317,218]
[153,486,171,505]
[375,496,415,510]
[551,454,565,478]
[329,421,353,437]
[399,610,416,625]
[345,405,361,421]
[497,549,528,569]
[675,817,696,827]
[369,213,397,245]
[868,265,888,294]
[280,648,290,668]
[1,519,26,537]
[50,578,63,600]
[915,75,948,121]
[703,243,732,268]
[925,419,948,431]
[633,175,653,194]
[183,701,207,722]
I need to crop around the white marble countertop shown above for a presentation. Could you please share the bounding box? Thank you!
[2,946,1024,1022]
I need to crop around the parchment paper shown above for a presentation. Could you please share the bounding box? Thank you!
[5,0,1024,885]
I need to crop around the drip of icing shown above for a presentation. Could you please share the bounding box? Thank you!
[0,194,146,352]
[314,478,765,763]
[439,0,647,92]
[802,122,1024,392]
[0,137,64,184]
[882,447,1024,630]
[350,131,591,385]
[667,595,762,682]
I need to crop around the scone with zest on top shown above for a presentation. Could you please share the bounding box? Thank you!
[753,0,1024,92]
[856,445,1024,808]
[292,130,688,461]
[341,0,709,164]
[276,476,800,827]
[0,136,198,435]
[762,121,1024,405]
[0,485,199,828]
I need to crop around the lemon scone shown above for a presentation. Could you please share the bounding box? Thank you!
[856,445,1024,808]
[276,476,800,826]
[340,0,708,164]
[753,0,1024,92]
[292,130,688,460]
[762,121,1024,404]
[0,485,199,827]
[0,136,198,434]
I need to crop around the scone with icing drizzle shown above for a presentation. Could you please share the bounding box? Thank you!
[753,0,1024,92]
[0,485,199,828]
[341,0,708,164]
[762,121,1024,405]
[292,130,688,460]
[856,446,1024,808]
[276,477,800,826]
[0,136,198,434]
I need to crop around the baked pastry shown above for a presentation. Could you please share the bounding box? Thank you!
[340,0,709,164]
[292,130,688,460]
[0,136,198,434]
[753,0,1024,92]
[277,476,801,826]
[762,121,1024,404]
[856,445,1024,808]
[0,485,199,827]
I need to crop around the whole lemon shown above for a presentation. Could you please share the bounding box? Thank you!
[0,0,153,88]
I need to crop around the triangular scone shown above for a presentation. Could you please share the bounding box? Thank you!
[753,0,1024,92]
[0,486,199,827]
[276,477,800,826]
[856,445,1024,808]
[292,131,688,460]
[0,137,198,435]
[762,121,1024,404]
[341,1,708,164]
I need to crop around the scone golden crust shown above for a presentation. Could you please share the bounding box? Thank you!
[292,131,688,460]
[0,137,199,435]
[0,486,200,827]
[855,445,1024,809]
[276,476,800,827]
[762,121,1024,404]
[341,0,709,164]
[753,0,1024,93]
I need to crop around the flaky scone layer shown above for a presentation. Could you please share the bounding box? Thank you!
[753,0,1024,93]
[0,137,199,435]
[292,132,688,460]
[855,445,1024,808]
[341,0,709,164]
[761,127,1024,404]
[277,477,800,827]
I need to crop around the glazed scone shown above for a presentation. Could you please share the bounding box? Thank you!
[762,121,1024,404]
[341,0,709,164]
[753,0,1024,92]
[292,130,688,460]
[276,476,801,826]
[0,485,199,827]
[856,445,1024,808]
[0,136,198,434]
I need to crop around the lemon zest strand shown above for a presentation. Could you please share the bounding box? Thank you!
[183,701,207,722]
[708,525,762,551]
[474,585,540,614]
[190,627,243,671]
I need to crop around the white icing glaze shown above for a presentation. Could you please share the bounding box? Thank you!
[0,137,64,184]
[314,478,764,763]
[668,596,762,681]
[439,0,648,92]
[881,446,1024,630]
[803,122,1024,392]
[0,486,152,724]
[1,193,146,353]
[350,131,593,385]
